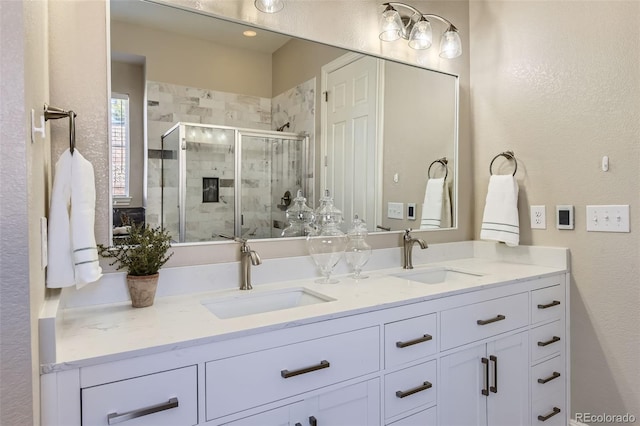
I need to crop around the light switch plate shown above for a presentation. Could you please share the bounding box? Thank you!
[586,205,630,232]
[387,202,404,220]
[530,205,546,229]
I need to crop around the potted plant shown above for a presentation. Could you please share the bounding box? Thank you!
[98,223,173,308]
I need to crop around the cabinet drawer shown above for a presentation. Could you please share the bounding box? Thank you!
[385,313,436,368]
[205,326,380,420]
[532,285,564,324]
[384,361,436,419]
[531,320,564,362]
[81,366,198,426]
[531,391,565,425]
[387,406,436,425]
[532,355,565,402]
[441,292,528,350]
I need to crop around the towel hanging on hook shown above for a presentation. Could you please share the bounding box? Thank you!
[44,103,77,154]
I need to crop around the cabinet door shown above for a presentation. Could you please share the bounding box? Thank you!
[486,332,529,426]
[303,379,380,426]
[222,404,300,426]
[439,344,487,426]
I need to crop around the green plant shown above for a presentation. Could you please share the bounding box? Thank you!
[98,223,174,276]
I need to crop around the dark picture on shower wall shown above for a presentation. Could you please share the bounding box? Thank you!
[202,177,219,203]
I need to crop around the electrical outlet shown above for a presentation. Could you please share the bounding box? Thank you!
[530,205,546,229]
[387,202,404,220]
[586,205,630,232]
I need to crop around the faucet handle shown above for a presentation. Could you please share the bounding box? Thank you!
[404,228,413,239]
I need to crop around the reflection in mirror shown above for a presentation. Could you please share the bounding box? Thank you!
[109,0,458,244]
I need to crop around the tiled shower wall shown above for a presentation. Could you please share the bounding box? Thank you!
[146,79,315,241]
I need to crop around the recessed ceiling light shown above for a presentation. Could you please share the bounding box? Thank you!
[243,30,257,37]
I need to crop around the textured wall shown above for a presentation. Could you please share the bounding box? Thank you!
[0,0,50,423]
[469,0,640,419]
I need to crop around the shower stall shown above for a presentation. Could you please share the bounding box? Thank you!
[159,122,310,243]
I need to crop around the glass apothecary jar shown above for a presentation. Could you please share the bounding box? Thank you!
[281,190,314,238]
[345,215,372,280]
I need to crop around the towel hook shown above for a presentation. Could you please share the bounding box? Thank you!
[428,157,448,180]
[44,103,77,155]
[489,151,517,176]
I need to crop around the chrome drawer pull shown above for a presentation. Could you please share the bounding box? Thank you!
[538,371,561,384]
[538,300,561,309]
[395,381,432,399]
[477,314,505,326]
[281,360,330,378]
[537,407,561,422]
[481,357,489,396]
[537,336,561,347]
[107,397,178,425]
[396,334,433,348]
[309,416,318,426]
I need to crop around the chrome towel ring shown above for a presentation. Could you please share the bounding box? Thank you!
[428,157,448,180]
[489,151,517,176]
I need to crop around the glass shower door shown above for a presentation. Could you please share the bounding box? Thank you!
[160,126,180,242]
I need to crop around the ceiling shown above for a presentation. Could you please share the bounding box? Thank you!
[110,0,291,53]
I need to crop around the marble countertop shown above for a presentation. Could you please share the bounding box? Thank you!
[47,255,566,373]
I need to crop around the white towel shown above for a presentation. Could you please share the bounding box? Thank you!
[420,177,445,229]
[480,175,519,247]
[46,149,103,288]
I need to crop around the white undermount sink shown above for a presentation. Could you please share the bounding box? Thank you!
[392,266,483,284]
[201,287,335,319]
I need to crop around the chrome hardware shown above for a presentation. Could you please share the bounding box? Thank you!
[44,103,77,155]
[537,300,561,309]
[309,416,318,426]
[538,407,561,422]
[477,314,506,325]
[538,371,561,384]
[537,336,561,347]
[481,357,489,396]
[489,150,518,176]
[107,397,178,425]
[295,423,302,426]
[396,334,433,348]
[395,381,432,399]
[489,355,498,393]
[218,235,262,290]
[281,360,330,379]
[402,229,428,269]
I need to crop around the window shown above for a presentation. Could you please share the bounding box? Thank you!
[111,93,130,200]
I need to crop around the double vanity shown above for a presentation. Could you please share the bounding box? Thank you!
[40,241,570,426]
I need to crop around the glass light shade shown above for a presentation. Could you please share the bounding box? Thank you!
[254,0,284,13]
[379,9,402,41]
[439,29,462,58]
[408,19,433,50]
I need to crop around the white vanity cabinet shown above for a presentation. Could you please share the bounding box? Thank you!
[41,263,570,426]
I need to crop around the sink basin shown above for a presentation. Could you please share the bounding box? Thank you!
[392,267,483,284]
[201,287,335,319]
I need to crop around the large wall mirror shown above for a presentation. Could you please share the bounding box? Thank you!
[109,0,458,244]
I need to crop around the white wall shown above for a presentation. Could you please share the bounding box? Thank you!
[469,0,640,419]
[0,0,51,423]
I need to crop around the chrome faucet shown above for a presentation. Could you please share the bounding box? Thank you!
[219,235,262,290]
[403,229,428,269]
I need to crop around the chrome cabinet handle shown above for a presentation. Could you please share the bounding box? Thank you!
[309,415,318,426]
[538,407,561,422]
[538,371,561,384]
[537,300,560,309]
[481,357,489,396]
[396,334,433,348]
[477,314,506,326]
[107,397,178,425]
[489,355,498,393]
[395,381,432,399]
[295,423,302,426]
[537,336,561,347]
[281,360,330,378]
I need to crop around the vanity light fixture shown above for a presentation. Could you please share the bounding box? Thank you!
[254,0,284,13]
[379,2,462,58]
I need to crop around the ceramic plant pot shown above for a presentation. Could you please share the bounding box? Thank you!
[126,273,159,308]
